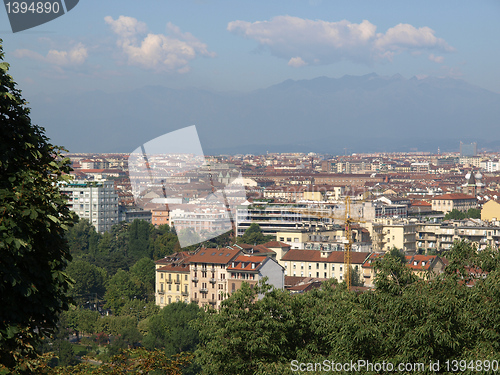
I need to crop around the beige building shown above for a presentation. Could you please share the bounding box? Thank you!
[431,193,477,214]
[369,218,417,253]
[481,199,500,222]
[189,247,241,309]
[155,252,191,307]
[280,249,370,281]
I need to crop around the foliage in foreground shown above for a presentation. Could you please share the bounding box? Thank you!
[195,241,500,375]
[0,39,77,369]
[0,349,193,375]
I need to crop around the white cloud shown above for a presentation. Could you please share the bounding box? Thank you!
[105,16,215,73]
[288,56,308,67]
[428,53,444,63]
[13,43,88,66]
[227,15,454,66]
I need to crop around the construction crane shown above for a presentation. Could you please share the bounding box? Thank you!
[287,196,365,290]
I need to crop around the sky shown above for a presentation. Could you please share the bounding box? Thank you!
[1,1,500,153]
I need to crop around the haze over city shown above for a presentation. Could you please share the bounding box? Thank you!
[1,1,499,154]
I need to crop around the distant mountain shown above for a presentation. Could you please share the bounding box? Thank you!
[29,73,500,155]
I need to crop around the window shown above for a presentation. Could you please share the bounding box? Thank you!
[185,275,188,280]
[308,264,311,270]
[301,263,304,270]
[161,273,164,279]
[316,263,319,269]
[168,284,171,291]
[176,285,180,291]
[168,297,171,304]
[316,272,319,277]
[160,296,164,304]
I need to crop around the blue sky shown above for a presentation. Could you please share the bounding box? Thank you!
[2,0,500,98]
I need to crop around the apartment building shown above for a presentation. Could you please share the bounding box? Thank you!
[280,250,370,281]
[227,255,284,296]
[369,219,417,253]
[481,199,500,222]
[431,193,477,214]
[155,252,191,307]
[361,253,446,287]
[189,247,241,309]
[60,179,119,232]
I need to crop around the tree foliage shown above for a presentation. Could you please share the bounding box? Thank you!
[444,208,481,220]
[143,302,200,356]
[238,223,274,245]
[0,39,77,369]
[195,242,500,375]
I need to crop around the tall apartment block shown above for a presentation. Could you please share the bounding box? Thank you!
[61,180,119,232]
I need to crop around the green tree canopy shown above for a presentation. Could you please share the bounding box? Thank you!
[66,259,107,302]
[104,269,146,314]
[144,302,201,356]
[0,39,77,369]
[238,223,274,245]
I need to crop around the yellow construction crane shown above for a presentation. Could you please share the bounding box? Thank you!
[287,196,365,290]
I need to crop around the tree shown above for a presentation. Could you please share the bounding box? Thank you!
[130,257,155,300]
[128,219,151,260]
[143,302,200,356]
[66,260,107,303]
[104,269,145,314]
[238,223,273,245]
[0,39,77,369]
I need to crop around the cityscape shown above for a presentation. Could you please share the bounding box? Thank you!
[2,0,500,373]
[61,141,500,309]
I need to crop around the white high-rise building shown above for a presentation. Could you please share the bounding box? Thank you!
[61,180,119,232]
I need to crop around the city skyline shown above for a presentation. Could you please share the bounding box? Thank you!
[1,1,499,154]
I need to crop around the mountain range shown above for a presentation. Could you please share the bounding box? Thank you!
[30,73,500,155]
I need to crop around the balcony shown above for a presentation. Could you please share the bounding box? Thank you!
[192,277,199,282]
[209,278,216,284]
[192,298,199,303]
[200,288,209,294]
[174,279,180,284]
[158,291,164,295]
[181,291,189,296]
[166,279,172,284]
[208,299,216,305]
[192,267,198,272]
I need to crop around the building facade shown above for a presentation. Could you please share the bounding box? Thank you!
[61,180,119,232]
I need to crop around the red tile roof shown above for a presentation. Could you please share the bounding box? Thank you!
[189,247,240,264]
[430,193,476,201]
[227,255,267,271]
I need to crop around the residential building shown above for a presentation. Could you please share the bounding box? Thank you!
[369,218,417,253]
[431,193,477,214]
[227,255,284,297]
[189,247,241,309]
[151,207,170,226]
[481,199,500,222]
[280,249,370,281]
[60,179,119,232]
[155,252,191,307]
